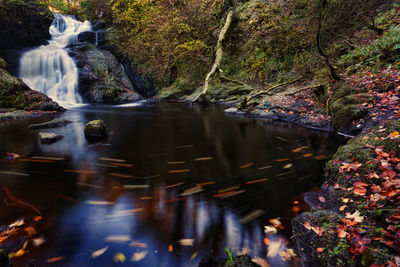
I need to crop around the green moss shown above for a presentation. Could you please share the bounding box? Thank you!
[84,120,107,138]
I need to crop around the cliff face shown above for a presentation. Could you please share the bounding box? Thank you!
[0,0,53,50]
[67,43,142,104]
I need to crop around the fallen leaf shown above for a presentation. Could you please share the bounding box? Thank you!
[104,235,131,243]
[318,196,326,203]
[346,210,364,223]
[177,239,195,246]
[338,229,348,238]
[47,256,64,263]
[316,247,324,252]
[264,226,278,235]
[114,253,126,263]
[91,246,108,258]
[283,163,293,169]
[190,252,198,260]
[131,251,148,262]
[303,221,312,230]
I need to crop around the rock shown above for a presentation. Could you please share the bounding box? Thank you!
[0,60,64,111]
[0,0,53,51]
[0,249,10,267]
[224,107,246,116]
[28,119,71,130]
[67,43,142,104]
[120,57,157,97]
[78,31,96,44]
[38,132,63,144]
[84,120,107,140]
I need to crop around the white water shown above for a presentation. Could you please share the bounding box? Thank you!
[19,13,91,107]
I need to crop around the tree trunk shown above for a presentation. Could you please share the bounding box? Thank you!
[191,10,234,102]
[316,0,340,81]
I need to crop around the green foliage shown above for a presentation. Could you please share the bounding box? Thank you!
[339,25,400,72]
[107,0,225,87]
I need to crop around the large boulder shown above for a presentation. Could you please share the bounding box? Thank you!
[67,43,142,104]
[84,120,108,140]
[0,0,53,51]
[0,59,64,111]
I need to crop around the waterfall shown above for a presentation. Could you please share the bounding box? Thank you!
[19,13,91,106]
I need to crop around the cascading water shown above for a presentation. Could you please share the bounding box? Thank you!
[19,13,91,106]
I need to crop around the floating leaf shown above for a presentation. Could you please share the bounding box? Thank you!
[104,235,131,243]
[240,163,253,169]
[190,252,198,260]
[283,163,293,169]
[47,256,64,263]
[177,239,195,246]
[131,251,148,262]
[114,253,126,263]
[91,246,108,258]
[32,236,46,247]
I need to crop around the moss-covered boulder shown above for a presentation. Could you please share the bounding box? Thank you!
[0,59,64,111]
[329,83,375,135]
[84,120,108,140]
[67,43,142,104]
[0,0,53,50]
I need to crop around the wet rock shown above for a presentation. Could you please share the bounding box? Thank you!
[0,60,64,112]
[84,120,107,140]
[0,249,10,267]
[28,119,71,130]
[120,57,157,97]
[78,31,95,44]
[38,132,63,144]
[224,107,246,115]
[67,43,142,104]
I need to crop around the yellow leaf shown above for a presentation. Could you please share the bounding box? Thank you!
[114,253,126,263]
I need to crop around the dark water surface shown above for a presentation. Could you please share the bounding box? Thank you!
[0,103,345,266]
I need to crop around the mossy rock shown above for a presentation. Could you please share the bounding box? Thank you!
[329,84,375,135]
[84,120,108,140]
[0,63,63,111]
[292,210,354,267]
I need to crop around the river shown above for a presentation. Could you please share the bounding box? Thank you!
[0,103,345,266]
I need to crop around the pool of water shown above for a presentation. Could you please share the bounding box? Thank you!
[0,103,345,266]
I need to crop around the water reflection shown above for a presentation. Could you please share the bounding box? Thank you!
[0,103,345,266]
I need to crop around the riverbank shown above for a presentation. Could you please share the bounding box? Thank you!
[0,109,61,122]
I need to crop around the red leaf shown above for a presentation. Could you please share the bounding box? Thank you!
[318,196,326,203]
[354,187,367,196]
